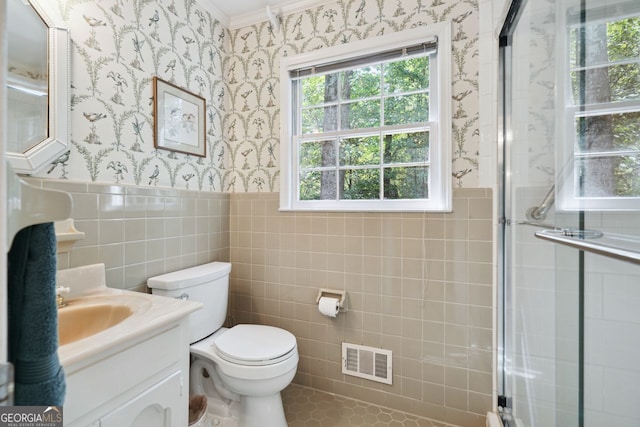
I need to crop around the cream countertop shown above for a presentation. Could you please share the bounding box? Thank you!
[56,263,202,367]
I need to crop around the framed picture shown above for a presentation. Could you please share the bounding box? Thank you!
[153,76,206,157]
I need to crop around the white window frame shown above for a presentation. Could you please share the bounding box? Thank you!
[280,24,452,212]
[557,2,640,211]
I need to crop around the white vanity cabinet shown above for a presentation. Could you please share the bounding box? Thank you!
[99,371,183,427]
[62,316,192,427]
[56,264,201,427]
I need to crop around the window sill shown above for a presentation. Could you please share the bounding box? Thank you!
[279,200,452,213]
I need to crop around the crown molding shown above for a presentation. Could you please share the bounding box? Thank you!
[228,0,336,30]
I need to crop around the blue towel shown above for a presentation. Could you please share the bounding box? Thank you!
[8,222,66,406]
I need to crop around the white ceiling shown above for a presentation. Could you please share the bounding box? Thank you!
[202,0,333,29]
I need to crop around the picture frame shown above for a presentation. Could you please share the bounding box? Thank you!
[153,76,206,157]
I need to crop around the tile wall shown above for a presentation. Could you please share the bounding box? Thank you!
[22,178,493,427]
[24,178,230,291]
[582,246,640,427]
[229,189,494,427]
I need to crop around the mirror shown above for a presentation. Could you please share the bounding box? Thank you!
[6,0,69,175]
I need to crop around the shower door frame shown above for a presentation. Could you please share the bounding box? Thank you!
[499,1,640,424]
[498,0,586,425]
[497,0,584,427]
[496,0,527,420]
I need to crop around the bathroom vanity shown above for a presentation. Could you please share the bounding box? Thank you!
[57,264,201,427]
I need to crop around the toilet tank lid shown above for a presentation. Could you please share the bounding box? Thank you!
[147,262,232,290]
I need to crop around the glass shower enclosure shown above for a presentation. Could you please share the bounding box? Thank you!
[498,0,640,426]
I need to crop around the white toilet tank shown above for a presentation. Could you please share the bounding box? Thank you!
[147,262,232,343]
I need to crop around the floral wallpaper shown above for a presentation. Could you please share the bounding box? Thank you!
[518,0,556,188]
[37,0,480,192]
[37,0,228,191]
[225,0,480,192]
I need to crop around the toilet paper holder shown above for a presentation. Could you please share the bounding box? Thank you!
[315,288,347,311]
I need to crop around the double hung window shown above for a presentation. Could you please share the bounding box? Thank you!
[280,25,452,211]
[560,2,640,210]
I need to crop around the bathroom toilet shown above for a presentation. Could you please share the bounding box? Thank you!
[147,262,298,427]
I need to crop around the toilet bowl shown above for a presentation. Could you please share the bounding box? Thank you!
[191,326,298,426]
[147,262,298,427]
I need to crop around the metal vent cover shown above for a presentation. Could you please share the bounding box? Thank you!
[341,342,392,385]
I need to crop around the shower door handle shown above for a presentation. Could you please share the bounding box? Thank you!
[535,229,640,265]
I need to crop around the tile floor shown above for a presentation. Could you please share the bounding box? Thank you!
[282,384,453,427]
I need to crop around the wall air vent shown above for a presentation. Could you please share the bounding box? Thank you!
[341,343,392,385]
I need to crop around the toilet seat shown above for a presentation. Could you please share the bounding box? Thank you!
[191,326,299,382]
[213,325,297,366]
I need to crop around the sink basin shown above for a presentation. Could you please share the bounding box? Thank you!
[55,264,201,371]
[58,304,133,346]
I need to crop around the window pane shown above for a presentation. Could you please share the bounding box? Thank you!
[576,155,640,197]
[570,17,640,69]
[383,131,429,164]
[575,111,640,153]
[300,139,336,168]
[383,166,429,199]
[384,93,429,125]
[302,73,340,107]
[341,100,380,130]
[300,170,337,200]
[302,105,338,134]
[570,63,640,105]
[339,136,379,166]
[340,169,380,200]
[606,17,640,63]
[384,57,429,94]
[341,66,381,100]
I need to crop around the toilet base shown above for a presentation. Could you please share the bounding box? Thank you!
[192,393,286,427]
[190,355,291,427]
[239,394,287,427]
[203,395,239,427]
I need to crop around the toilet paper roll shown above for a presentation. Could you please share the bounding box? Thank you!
[318,296,340,317]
